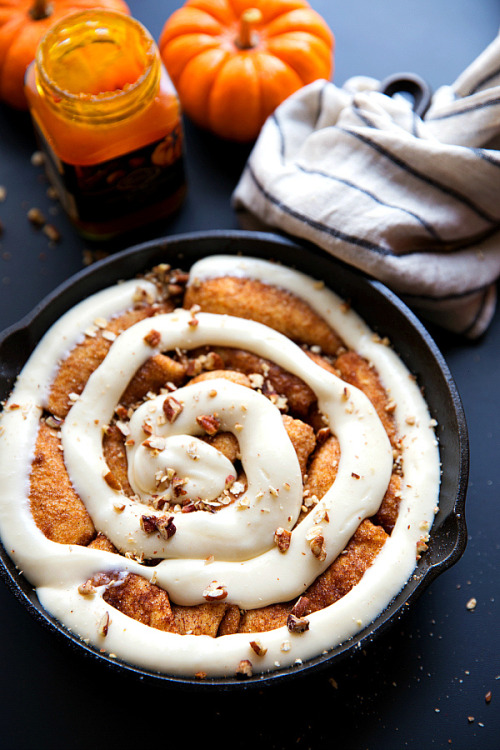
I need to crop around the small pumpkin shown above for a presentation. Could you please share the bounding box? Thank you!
[159,0,334,142]
[0,0,131,109]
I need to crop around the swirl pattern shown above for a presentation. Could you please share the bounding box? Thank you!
[0,256,441,678]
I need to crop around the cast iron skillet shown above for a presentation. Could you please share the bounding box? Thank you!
[0,230,468,690]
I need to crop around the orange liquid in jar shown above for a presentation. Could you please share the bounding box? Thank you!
[25,10,186,240]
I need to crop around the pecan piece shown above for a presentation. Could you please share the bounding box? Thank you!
[307,525,327,561]
[98,612,110,637]
[43,224,61,243]
[236,659,253,678]
[316,426,331,445]
[103,471,122,492]
[140,515,158,534]
[287,613,310,634]
[310,534,327,561]
[77,579,96,597]
[163,395,183,423]
[202,581,228,601]
[274,527,292,553]
[27,207,46,227]
[144,329,161,348]
[140,514,176,539]
[250,640,267,657]
[172,476,187,497]
[157,515,176,540]
[291,596,312,619]
[196,414,220,435]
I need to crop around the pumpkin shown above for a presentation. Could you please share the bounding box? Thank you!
[0,0,131,109]
[159,0,334,142]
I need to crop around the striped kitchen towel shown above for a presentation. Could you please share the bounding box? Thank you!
[232,35,500,338]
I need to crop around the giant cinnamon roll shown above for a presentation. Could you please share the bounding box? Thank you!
[0,255,440,678]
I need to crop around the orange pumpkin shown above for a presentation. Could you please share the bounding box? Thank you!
[159,0,334,142]
[0,0,131,109]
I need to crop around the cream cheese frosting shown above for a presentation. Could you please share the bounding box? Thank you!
[0,255,441,678]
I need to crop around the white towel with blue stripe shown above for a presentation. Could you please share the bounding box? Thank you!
[232,35,500,338]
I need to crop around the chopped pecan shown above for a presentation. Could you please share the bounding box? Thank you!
[43,223,61,243]
[196,414,220,436]
[77,579,96,596]
[274,527,292,553]
[27,207,46,227]
[115,404,128,421]
[291,596,312,619]
[140,515,158,534]
[287,613,309,634]
[310,533,327,561]
[140,514,176,539]
[181,502,196,513]
[416,537,429,559]
[144,329,161,347]
[142,421,153,435]
[103,471,122,492]
[236,659,253,678]
[98,612,110,637]
[316,426,331,445]
[172,476,187,497]
[202,581,228,601]
[250,640,267,657]
[163,395,183,423]
[45,415,64,429]
[156,515,176,540]
[307,525,327,561]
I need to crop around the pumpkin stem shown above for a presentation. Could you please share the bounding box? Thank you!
[30,0,52,21]
[236,8,263,50]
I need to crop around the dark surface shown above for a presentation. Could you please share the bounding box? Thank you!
[0,2,498,748]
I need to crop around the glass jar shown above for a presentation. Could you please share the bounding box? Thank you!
[25,10,186,241]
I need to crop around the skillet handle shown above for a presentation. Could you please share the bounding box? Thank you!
[379,72,432,117]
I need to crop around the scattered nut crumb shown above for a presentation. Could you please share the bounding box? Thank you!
[98,612,110,637]
[144,329,161,347]
[27,207,46,227]
[274,527,292,553]
[250,640,267,657]
[236,659,253,678]
[42,223,61,242]
[202,581,228,601]
[287,613,310,634]
[163,395,183,423]
[77,580,95,596]
[103,471,122,491]
[31,151,45,166]
[196,413,220,435]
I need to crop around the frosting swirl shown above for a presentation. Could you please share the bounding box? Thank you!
[0,256,441,678]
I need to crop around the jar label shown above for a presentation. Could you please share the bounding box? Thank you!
[35,122,185,229]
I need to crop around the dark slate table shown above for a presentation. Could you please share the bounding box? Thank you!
[0,2,498,748]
